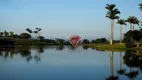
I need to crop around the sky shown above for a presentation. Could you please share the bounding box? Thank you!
[0,0,142,40]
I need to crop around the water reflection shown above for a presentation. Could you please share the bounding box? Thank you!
[56,45,65,51]
[123,50,142,80]
[106,51,118,80]
[105,50,142,80]
[82,45,89,50]
[0,46,142,80]
[117,52,126,75]
[0,46,41,62]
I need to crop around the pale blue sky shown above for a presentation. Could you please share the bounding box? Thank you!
[0,0,141,39]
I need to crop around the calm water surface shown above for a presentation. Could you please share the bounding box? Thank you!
[0,45,142,80]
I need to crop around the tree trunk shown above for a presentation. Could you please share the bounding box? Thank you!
[130,23,132,30]
[133,24,134,30]
[110,51,114,76]
[120,25,122,43]
[110,19,114,44]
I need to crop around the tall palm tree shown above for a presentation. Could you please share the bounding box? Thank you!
[132,17,139,30]
[139,3,142,11]
[35,27,41,38]
[117,19,127,43]
[126,16,135,30]
[105,4,120,44]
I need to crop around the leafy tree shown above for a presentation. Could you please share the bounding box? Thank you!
[37,36,44,41]
[55,38,65,45]
[10,31,14,37]
[91,40,96,43]
[82,39,90,44]
[4,31,9,37]
[44,39,56,44]
[13,34,20,39]
[93,38,107,44]
[20,33,31,39]
[117,19,127,43]
[105,4,120,44]
[124,30,142,42]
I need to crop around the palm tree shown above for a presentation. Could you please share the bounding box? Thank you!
[126,16,135,30]
[35,27,41,38]
[105,4,120,44]
[139,3,142,11]
[132,17,139,30]
[117,19,127,43]
[26,28,33,33]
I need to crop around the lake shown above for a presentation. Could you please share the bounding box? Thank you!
[0,45,142,80]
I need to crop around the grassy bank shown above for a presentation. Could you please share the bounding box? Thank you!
[82,43,142,51]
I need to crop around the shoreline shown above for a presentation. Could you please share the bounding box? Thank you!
[82,43,142,51]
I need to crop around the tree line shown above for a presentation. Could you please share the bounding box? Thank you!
[105,3,142,44]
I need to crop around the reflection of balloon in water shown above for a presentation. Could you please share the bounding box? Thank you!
[68,35,81,48]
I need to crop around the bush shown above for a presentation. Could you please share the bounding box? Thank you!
[82,39,90,44]
[20,33,31,39]
[37,36,44,41]
[91,38,107,44]
[124,30,142,42]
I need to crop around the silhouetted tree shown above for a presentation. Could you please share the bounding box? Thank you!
[124,30,142,42]
[82,39,90,44]
[20,33,31,39]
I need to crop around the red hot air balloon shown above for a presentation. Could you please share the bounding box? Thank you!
[68,35,81,48]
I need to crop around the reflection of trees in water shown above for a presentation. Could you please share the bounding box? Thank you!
[117,52,126,75]
[34,46,44,53]
[18,46,41,62]
[0,46,44,62]
[106,51,118,80]
[125,68,139,80]
[56,45,65,51]
[66,45,76,51]
[95,48,105,52]
[0,49,16,59]
[82,45,89,50]
[123,50,141,80]
[38,47,44,53]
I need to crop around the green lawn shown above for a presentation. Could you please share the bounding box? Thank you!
[82,43,142,52]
